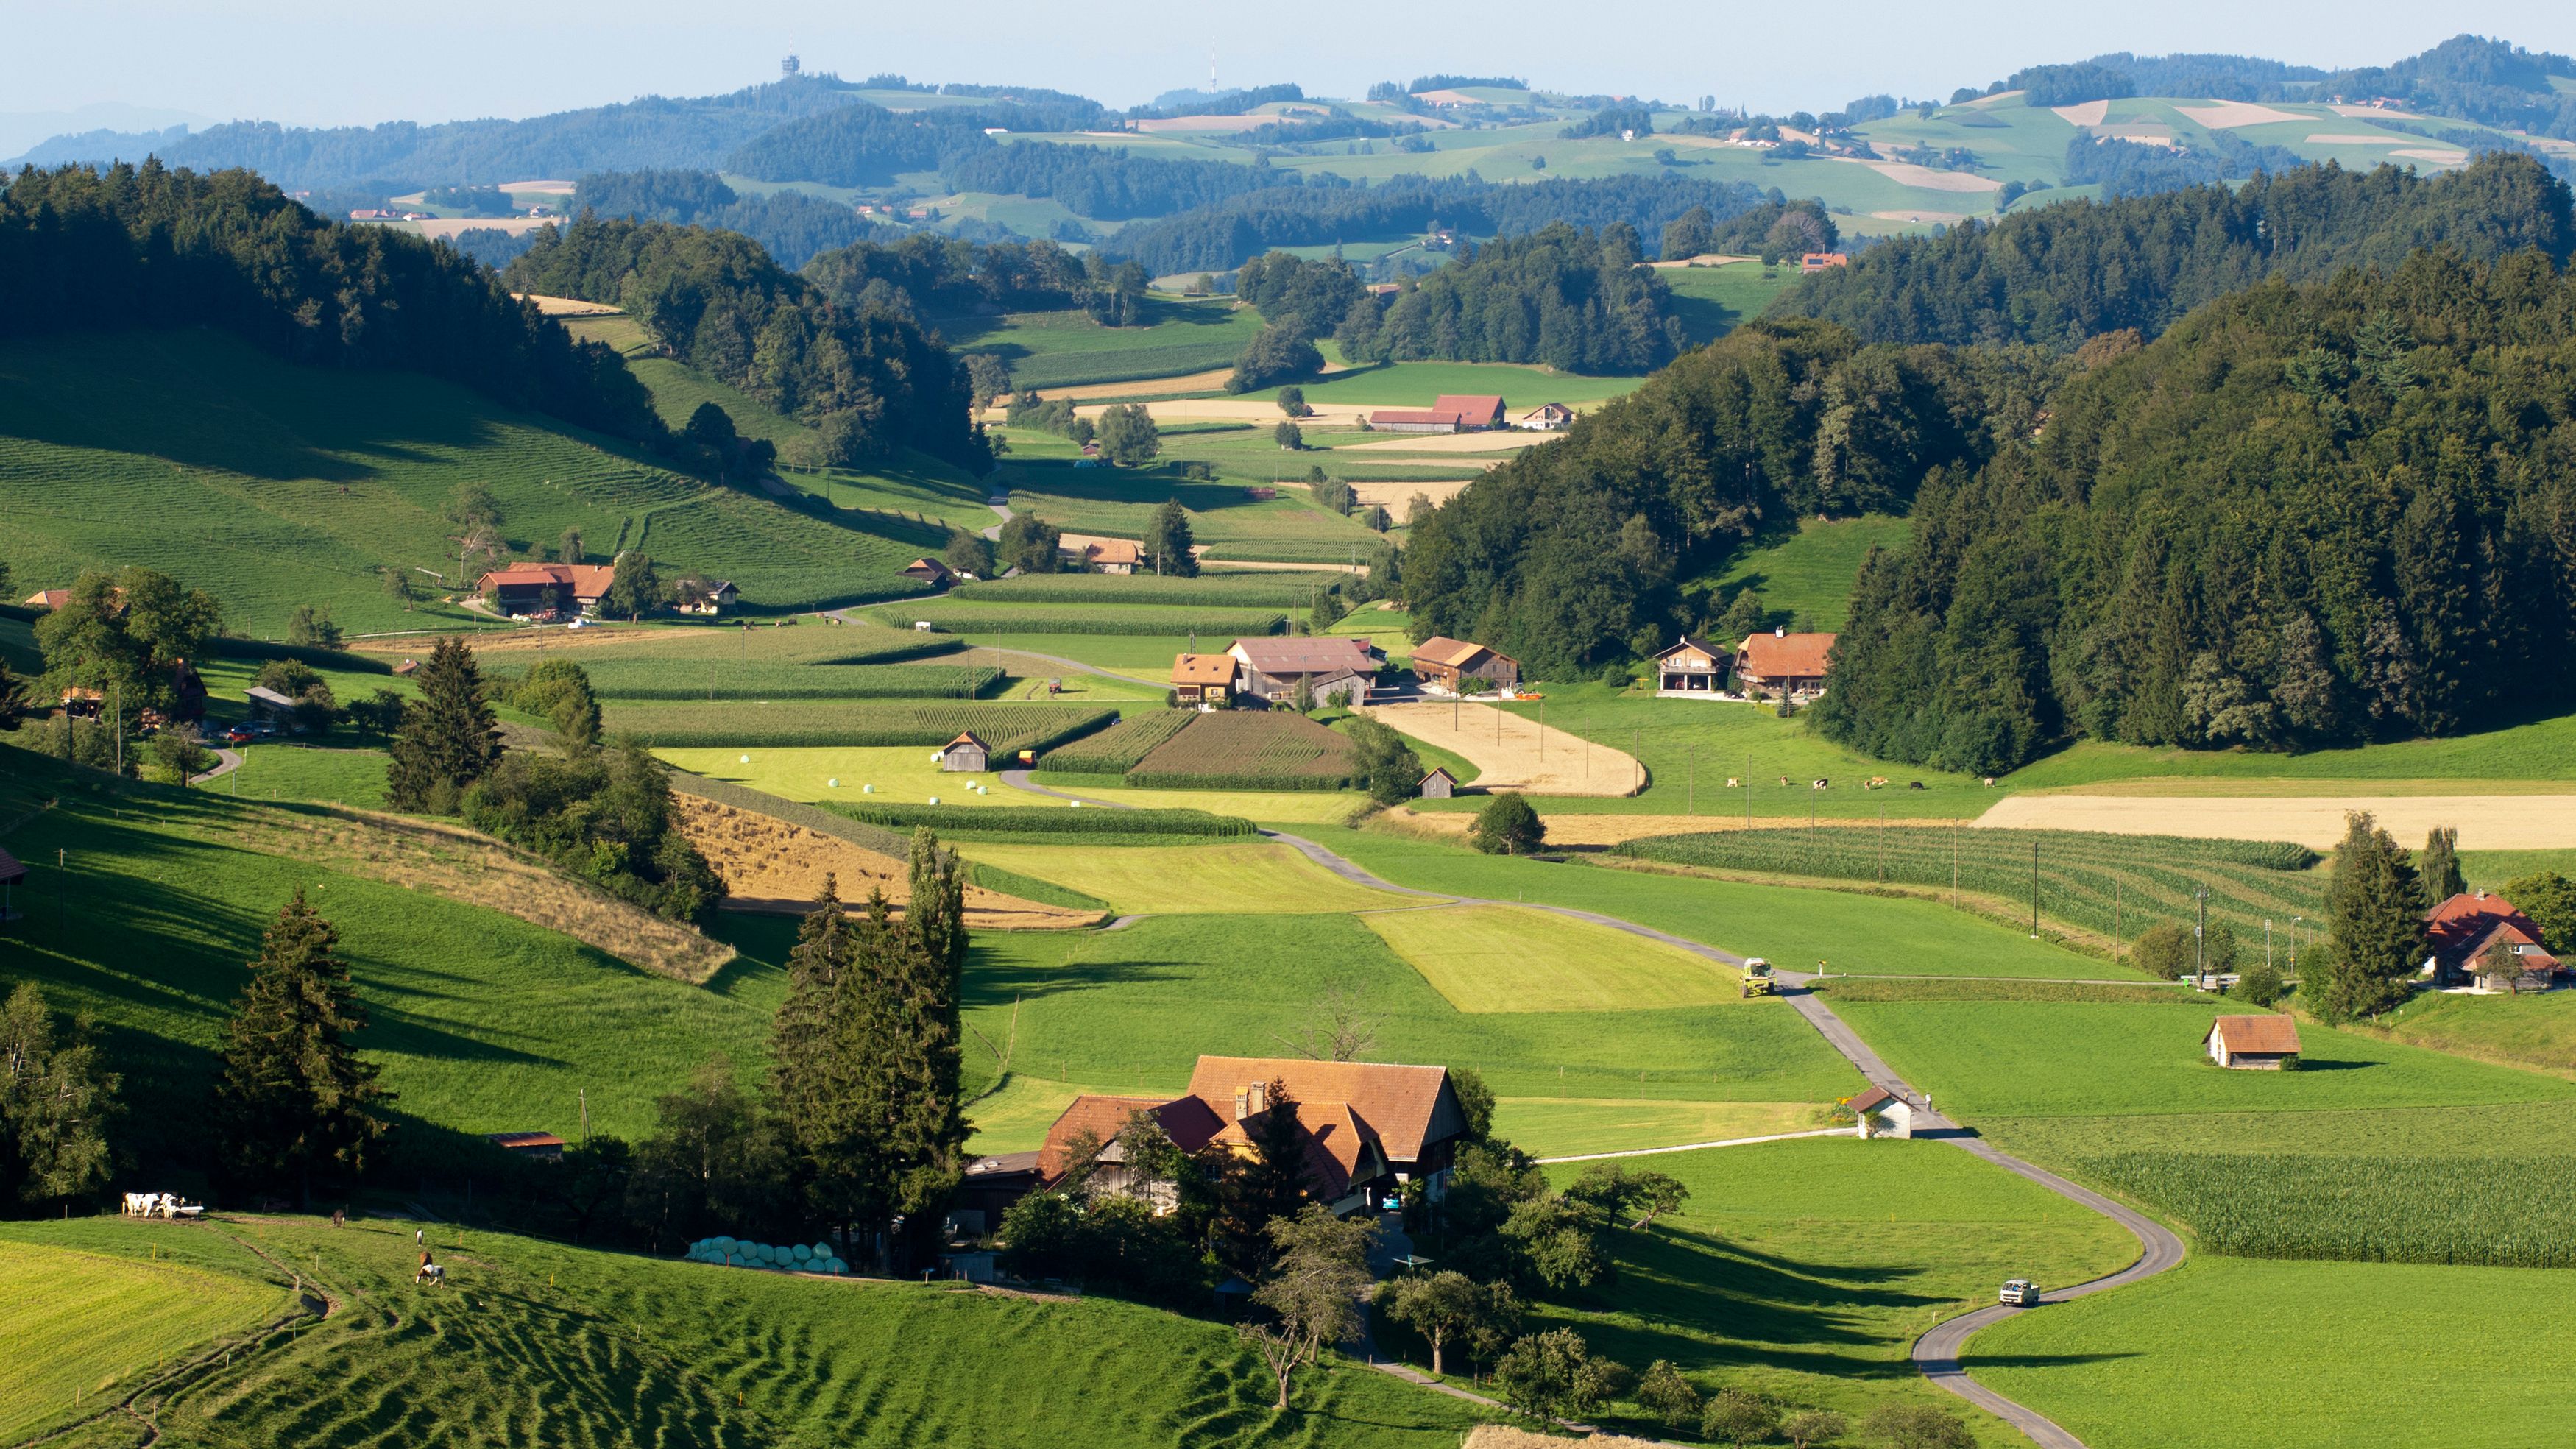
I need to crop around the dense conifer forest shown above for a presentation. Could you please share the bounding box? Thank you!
[0,161,667,447]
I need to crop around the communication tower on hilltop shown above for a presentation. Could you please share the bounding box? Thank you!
[782,54,802,78]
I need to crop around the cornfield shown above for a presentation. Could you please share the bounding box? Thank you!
[1618,825,2325,943]
[609,701,1114,754]
[1127,711,1355,788]
[2078,1152,2576,1268]
[1038,710,1195,773]
[591,664,1004,701]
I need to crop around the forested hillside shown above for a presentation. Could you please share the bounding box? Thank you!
[1816,252,2576,774]
[571,169,893,268]
[1342,223,1686,372]
[1103,174,1781,275]
[2317,34,2576,143]
[1777,155,2575,350]
[505,216,982,469]
[0,161,666,447]
[1402,321,2063,672]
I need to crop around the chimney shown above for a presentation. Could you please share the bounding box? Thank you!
[1774,625,1787,637]
[1233,1088,1250,1121]
[1247,1081,1267,1116]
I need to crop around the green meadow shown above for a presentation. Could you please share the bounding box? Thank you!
[0,1231,291,1441]
[1490,1138,2138,1440]
[943,294,1264,389]
[0,331,936,637]
[0,1215,1483,1449]
[1967,1255,2576,1449]
[1699,512,1911,632]
[1660,261,1803,347]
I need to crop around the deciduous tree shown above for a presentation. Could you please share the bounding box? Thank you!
[1492,1327,1624,1425]
[1471,793,1544,855]
[1242,1207,1378,1408]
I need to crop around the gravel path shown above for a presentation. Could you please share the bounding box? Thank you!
[190,747,244,786]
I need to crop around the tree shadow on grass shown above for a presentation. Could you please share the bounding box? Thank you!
[966,954,1191,1007]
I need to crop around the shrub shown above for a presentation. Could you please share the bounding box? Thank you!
[2134,922,2191,979]
[1345,715,1426,805]
[1472,793,1544,855]
[2233,960,2285,1006]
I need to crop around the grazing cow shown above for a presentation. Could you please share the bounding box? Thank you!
[1725,777,1740,788]
[1778,776,1791,787]
[1867,776,1889,788]
[417,1252,445,1286]
[1811,779,1829,790]
[1908,781,1926,790]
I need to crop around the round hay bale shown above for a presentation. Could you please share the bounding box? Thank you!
[811,1242,832,1260]
[824,1257,847,1275]
[791,1244,813,1262]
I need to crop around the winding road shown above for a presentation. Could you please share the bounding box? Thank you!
[989,765,2184,1446]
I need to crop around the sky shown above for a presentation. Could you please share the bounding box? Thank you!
[7,0,2575,134]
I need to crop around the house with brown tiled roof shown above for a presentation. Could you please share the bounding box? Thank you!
[1059,534,1143,575]
[1025,1054,1468,1218]
[1368,394,1510,434]
[1170,652,1239,706]
[1652,636,1733,697]
[2422,891,2563,991]
[478,563,616,617]
[2205,1014,2301,1069]
[1410,636,1518,692]
[1734,627,1837,698]
[1228,636,1381,704]
[21,589,71,612]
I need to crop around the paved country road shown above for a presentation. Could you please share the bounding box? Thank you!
[984,773,2182,1447]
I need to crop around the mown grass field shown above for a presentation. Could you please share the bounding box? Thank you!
[1617,825,2326,944]
[1409,683,1989,819]
[0,744,785,1173]
[963,913,1858,1106]
[0,1234,291,1441]
[1830,998,2576,1119]
[661,746,1026,807]
[0,1215,1483,1449]
[994,456,1386,564]
[1292,358,1646,407]
[1660,260,1803,347]
[1967,1255,2576,1449]
[1500,1138,2137,1441]
[218,745,392,809]
[1360,903,1742,1012]
[1698,512,1911,632]
[860,598,1288,638]
[943,295,1264,389]
[2354,988,2576,1078]
[0,331,937,637]
[954,841,1422,915]
[1329,829,2129,980]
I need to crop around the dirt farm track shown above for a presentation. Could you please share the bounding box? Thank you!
[1971,793,2576,850]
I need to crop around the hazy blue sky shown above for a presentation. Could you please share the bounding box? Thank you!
[9,1,2575,130]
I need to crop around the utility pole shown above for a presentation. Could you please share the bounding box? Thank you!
[579,1088,590,1149]
[2194,888,2209,979]
[2029,840,2040,938]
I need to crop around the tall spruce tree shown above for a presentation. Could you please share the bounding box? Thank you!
[385,637,500,812]
[1220,1077,1312,1273]
[2321,812,2429,1023]
[2418,826,2466,909]
[214,890,391,1203]
[768,875,882,1244]
[880,831,969,1263]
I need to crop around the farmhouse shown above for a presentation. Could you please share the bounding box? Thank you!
[1025,1055,1468,1216]
[1060,534,1144,574]
[1170,652,1238,706]
[936,731,990,772]
[1735,626,1837,698]
[1409,635,1520,692]
[1228,636,1380,704]
[1514,403,1577,431]
[2422,891,2563,991]
[1419,767,1458,799]
[676,579,738,614]
[1652,635,1733,696]
[900,557,955,586]
[2205,1014,2301,1069]
[477,563,615,617]
[1849,1085,1916,1139]
[1801,252,1850,272]
[21,589,71,612]
[1367,394,1510,433]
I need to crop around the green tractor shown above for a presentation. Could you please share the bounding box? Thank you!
[1740,957,1775,998]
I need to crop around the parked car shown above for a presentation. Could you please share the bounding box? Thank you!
[223,725,257,745]
[2000,1278,2041,1307]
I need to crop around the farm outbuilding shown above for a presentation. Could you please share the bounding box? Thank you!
[244,685,298,722]
[2205,1014,2301,1069]
[477,563,615,617]
[1850,1085,1916,1139]
[900,558,955,586]
[937,731,990,772]
[1227,637,1380,705]
[1411,636,1520,692]
[1419,768,1458,799]
[484,1131,567,1161]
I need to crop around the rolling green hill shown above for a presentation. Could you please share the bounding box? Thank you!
[0,331,938,639]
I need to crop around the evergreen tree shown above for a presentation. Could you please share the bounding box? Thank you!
[2321,812,2428,1022]
[1144,500,1199,577]
[603,552,665,620]
[1220,1077,1311,1272]
[0,982,122,1213]
[385,637,499,812]
[768,876,880,1242]
[2418,826,2466,907]
[880,832,970,1261]
[214,890,391,1203]
[0,657,26,731]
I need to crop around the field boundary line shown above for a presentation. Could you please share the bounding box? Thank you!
[1537,1127,1853,1163]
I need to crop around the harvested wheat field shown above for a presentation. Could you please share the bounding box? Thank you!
[216,803,737,982]
[1464,1427,1664,1449]
[671,792,1099,928]
[1389,808,1829,846]
[2176,101,2307,128]
[2050,100,2112,127]
[1363,701,1640,797]
[1351,478,1476,509]
[513,293,621,317]
[1972,794,2576,850]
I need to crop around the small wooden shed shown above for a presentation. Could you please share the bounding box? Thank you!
[484,1130,567,1161]
[2205,1014,2301,1070]
[938,731,991,772]
[1418,768,1458,799]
